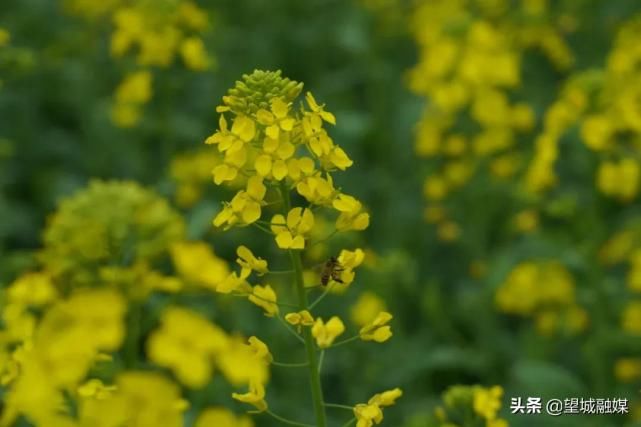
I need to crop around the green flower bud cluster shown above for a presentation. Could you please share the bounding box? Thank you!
[220,69,304,115]
[39,180,185,286]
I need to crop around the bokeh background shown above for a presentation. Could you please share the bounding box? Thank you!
[2,0,641,426]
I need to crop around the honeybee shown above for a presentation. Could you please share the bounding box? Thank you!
[320,256,344,286]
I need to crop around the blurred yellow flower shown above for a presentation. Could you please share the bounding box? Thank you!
[614,358,641,382]
[7,272,57,306]
[622,301,641,335]
[180,37,210,71]
[351,292,387,327]
[171,241,229,291]
[597,158,640,201]
[513,209,539,233]
[111,372,186,427]
[247,336,273,364]
[0,27,10,47]
[473,385,503,420]
[147,307,229,388]
[77,379,117,400]
[217,337,269,386]
[195,407,253,427]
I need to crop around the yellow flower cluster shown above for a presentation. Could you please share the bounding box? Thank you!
[0,287,126,426]
[204,70,399,426]
[111,70,153,127]
[495,261,588,335]
[64,0,212,127]
[147,307,270,394]
[77,372,187,427]
[0,177,274,426]
[524,75,587,193]
[171,240,230,291]
[579,18,641,200]
[596,228,641,383]
[407,0,574,231]
[527,15,641,199]
[38,180,185,295]
[434,384,508,427]
[206,70,367,237]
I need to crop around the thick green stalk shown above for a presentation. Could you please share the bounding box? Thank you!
[280,183,328,427]
[290,249,327,427]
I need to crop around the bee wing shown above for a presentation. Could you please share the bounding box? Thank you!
[310,260,328,273]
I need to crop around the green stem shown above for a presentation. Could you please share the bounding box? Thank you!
[277,314,306,344]
[326,335,360,349]
[341,418,356,427]
[230,292,300,309]
[281,183,328,427]
[252,222,275,235]
[324,403,353,411]
[310,229,338,247]
[266,269,295,275]
[309,283,334,310]
[291,248,328,427]
[264,409,315,427]
[272,360,309,368]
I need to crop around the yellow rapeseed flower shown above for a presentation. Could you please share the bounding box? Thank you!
[232,379,268,412]
[236,245,268,276]
[311,316,345,348]
[285,310,315,332]
[353,388,402,427]
[271,208,315,249]
[359,312,393,343]
[247,336,273,364]
[248,284,279,316]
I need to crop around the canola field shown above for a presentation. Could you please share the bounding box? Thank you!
[1,1,641,426]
